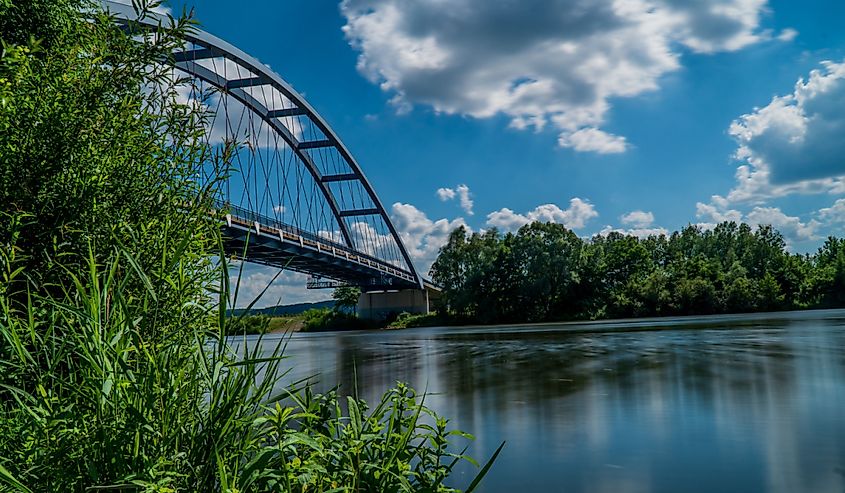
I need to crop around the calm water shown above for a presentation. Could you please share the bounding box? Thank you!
[250,309,845,492]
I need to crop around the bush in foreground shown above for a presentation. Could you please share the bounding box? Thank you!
[0,250,499,492]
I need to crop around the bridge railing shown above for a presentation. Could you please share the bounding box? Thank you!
[216,202,416,283]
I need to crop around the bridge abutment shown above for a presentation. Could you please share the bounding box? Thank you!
[357,285,441,320]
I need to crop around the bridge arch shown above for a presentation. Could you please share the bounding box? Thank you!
[105,2,422,290]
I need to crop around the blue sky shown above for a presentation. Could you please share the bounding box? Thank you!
[159,0,845,305]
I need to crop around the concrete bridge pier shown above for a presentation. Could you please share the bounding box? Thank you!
[357,283,442,320]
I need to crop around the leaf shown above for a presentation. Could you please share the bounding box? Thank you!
[0,464,33,493]
[347,396,362,437]
[464,441,505,493]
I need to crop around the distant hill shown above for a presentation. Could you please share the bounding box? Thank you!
[230,300,334,317]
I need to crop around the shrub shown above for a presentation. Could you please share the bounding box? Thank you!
[230,314,273,335]
[301,308,368,332]
[0,250,499,491]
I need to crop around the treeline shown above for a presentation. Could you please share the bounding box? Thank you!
[430,222,845,324]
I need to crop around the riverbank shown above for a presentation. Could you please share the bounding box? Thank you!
[240,306,845,337]
[408,307,845,335]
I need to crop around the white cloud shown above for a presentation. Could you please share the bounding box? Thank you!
[349,221,400,260]
[620,210,656,228]
[723,60,845,203]
[818,198,845,224]
[558,127,627,153]
[602,209,666,237]
[695,200,819,245]
[695,200,743,223]
[746,207,819,242]
[598,225,668,239]
[456,185,473,215]
[390,202,468,273]
[436,187,456,201]
[228,262,327,309]
[435,184,474,215]
[777,28,799,42]
[341,0,774,152]
[486,198,598,232]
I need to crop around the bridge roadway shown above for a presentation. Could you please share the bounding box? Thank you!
[220,204,418,291]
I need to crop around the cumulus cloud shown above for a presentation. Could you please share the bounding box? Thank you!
[746,207,819,242]
[390,202,468,273]
[598,225,669,238]
[695,199,743,224]
[620,210,656,228]
[818,198,845,224]
[436,188,456,201]
[229,263,327,309]
[602,209,666,237]
[695,200,819,244]
[721,60,845,203]
[486,198,598,232]
[341,0,774,152]
[558,127,628,154]
[436,184,474,215]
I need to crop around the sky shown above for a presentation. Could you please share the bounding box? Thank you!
[154,0,845,307]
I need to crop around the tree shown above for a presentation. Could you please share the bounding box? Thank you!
[0,0,229,487]
[756,272,785,311]
[333,286,361,313]
[511,222,584,321]
[808,237,845,307]
[0,0,222,309]
[427,218,837,323]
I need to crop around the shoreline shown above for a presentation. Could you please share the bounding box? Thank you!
[246,306,845,338]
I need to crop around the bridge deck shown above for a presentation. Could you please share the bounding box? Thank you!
[220,205,418,291]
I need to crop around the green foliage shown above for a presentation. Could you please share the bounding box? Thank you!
[432,221,844,324]
[257,383,502,493]
[387,312,449,329]
[300,308,369,332]
[0,0,221,304]
[0,251,496,492]
[332,286,361,313]
[229,314,273,335]
[263,315,304,333]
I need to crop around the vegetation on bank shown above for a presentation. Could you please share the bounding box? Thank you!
[0,0,498,490]
[229,310,449,334]
[228,313,302,334]
[431,222,845,324]
[386,312,451,329]
[230,309,369,335]
[229,286,369,334]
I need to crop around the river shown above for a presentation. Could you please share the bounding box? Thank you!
[248,309,845,492]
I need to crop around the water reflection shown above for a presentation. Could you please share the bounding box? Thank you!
[249,309,845,492]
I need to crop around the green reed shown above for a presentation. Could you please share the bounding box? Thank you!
[0,242,500,492]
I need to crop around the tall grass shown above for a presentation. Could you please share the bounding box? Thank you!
[0,240,500,492]
[0,1,500,488]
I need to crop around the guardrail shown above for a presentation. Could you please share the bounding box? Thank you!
[214,202,416,284]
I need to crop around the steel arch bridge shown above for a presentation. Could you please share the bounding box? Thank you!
[105,2,422,291]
